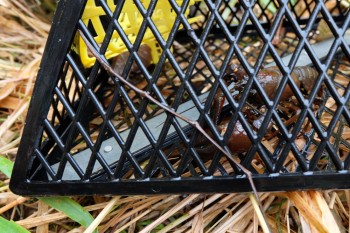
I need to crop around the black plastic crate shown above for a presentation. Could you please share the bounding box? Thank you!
[10,0,350,195]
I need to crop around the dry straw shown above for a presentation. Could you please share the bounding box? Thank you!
[0,0,349,232]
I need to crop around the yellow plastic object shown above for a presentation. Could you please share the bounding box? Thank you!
[73,0,203,68]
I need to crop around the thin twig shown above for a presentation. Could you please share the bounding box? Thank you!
[79,30,270,231]
[139,194,200,233]
[0,196,28,214]
[113,196,176,232]
[0,101,28,139]
[84,196,120,233]
[249,193,270,233]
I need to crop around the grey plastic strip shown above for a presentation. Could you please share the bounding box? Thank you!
[52,94,206,180]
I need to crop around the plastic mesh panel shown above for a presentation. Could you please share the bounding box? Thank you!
[10,0,350,195]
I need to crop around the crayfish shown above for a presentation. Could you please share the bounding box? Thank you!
[195,64,320,157]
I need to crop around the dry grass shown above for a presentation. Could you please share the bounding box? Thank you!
[0,0,350,232]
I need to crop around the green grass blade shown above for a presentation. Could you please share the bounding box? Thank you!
[0,158,29,232]
[0,156,96,232]
[259,0,277,14]
[0,217,30,233]
[40,197,97,232]
[0,156,14,178]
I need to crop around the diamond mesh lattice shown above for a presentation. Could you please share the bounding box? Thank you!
[10,0,350,195]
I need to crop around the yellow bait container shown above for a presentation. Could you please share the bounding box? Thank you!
[74,0,203,68]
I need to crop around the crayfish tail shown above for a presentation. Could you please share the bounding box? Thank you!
[293,66,319,93]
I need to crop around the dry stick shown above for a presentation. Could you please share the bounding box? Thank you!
[36,201,49,233]
[17,201,124,229]
[0,101,28,139]
[108,196,169,232]
[84,196,120,233]
[79,30,270,232]
[0,196,28,214]
[212,193,269,233]
[139,194,200,233]
[0,137,21,154]
[334,193,349,218]
[205,194,250,232]
[0,185,9,192]
[346,190,350,232]
[249,194,270,233]
[158,194,224,233]
[246,194,275,233]
[115,196,181,232]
